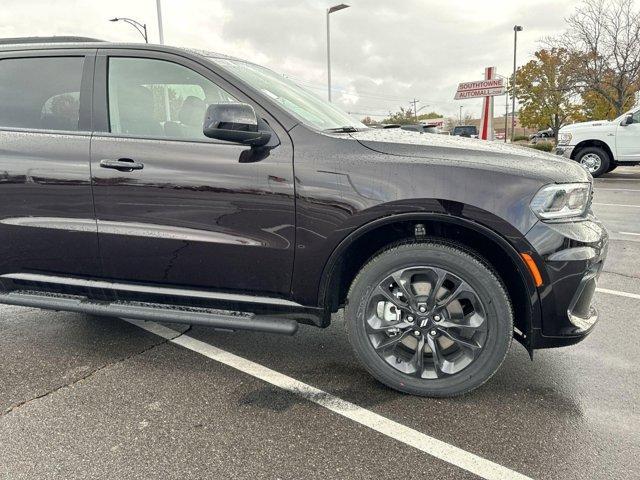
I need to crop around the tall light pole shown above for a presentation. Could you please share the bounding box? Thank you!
[511,25,523,142]
[109,17,148,43]
[496,73,509,142]
[504,84,509,143]
[156,0,165,44]
[459,105,463,125]
[326,4,350,102]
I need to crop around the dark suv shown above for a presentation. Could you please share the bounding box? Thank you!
[0,38,608,397]
[451,125,479,138]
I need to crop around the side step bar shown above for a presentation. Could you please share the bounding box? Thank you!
[0,290,299,335]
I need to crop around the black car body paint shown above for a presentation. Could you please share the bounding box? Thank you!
[0,41,607,354]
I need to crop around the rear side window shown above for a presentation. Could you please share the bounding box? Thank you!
[0,56,84,131]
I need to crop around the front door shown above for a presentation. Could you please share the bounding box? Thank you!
[90,50,295,296]
[616,110,640,161]
[0,51,101,281]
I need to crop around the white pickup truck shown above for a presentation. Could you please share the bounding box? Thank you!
[556,109,640,177]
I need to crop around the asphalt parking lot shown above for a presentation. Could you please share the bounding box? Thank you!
[1,167,639,480]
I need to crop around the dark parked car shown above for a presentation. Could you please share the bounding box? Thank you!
[401,124,438,134]
[451,125,479,138]
[0,38,607,397]
[529,128,555,142]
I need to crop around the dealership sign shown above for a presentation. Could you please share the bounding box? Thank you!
[454,67,501,141]
[454,78,505,100]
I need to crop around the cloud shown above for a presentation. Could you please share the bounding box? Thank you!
[2,0,584,118]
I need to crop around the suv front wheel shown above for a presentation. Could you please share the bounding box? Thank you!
[345,242,513,397]
[576,146,610,177]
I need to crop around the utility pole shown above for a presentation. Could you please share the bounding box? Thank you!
[511,25,523,142]
[410,98,420,122]
[459,105,463,125]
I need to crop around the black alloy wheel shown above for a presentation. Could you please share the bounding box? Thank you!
[345,242,513,397]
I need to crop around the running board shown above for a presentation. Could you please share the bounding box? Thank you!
[0,290,299,335]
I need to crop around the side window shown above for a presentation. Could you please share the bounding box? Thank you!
[0,56,84,131]
[108,57,236,140]
[632,110,640,124]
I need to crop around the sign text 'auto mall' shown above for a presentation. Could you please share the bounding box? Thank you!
[454,78,505,100]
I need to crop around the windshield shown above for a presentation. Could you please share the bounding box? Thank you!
[209,57,366,132]
[613,109,639,123]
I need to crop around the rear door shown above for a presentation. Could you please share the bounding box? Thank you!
[0,49,100,281]
[90,49,295,295]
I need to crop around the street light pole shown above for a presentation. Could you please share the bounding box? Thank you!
[459,105,463,125]
[496,73,509,143]
[326,4,350,102]
[156,0,165,44]
[154,0,169,122]
[504,88,509,143]
[511,25,523,142]
[109,17,148,43]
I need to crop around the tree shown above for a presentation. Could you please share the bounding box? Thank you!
[551,0,640,116]
[380,107,444,125]
[581,78,638,119]
[445,113,474,131]
[381,107,416,125]
[361,116,378,125]
[148,85,183,122]
[417,111,444,122]
[514,48,583,137]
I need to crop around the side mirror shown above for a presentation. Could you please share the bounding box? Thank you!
[203,103,271,147]
[621,114,634,126]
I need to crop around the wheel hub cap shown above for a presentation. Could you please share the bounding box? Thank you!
[366,266,488,379]
[580,153,602,173]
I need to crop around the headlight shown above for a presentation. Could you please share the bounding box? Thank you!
[557,132,572,145]
[530,183,591,220]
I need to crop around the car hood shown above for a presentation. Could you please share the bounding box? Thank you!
[560,120,613,132]
[347,128,590,184]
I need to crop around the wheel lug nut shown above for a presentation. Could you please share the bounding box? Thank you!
[413,330,421,337]
[418,306,426,313]
[429,330,437,337]
[434,315,441,322]
[407,316,414,323]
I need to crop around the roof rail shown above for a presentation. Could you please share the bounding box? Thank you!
[0,36,105,45]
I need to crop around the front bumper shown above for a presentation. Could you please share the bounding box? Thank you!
[555,145,575,159]
[525,216,608,348]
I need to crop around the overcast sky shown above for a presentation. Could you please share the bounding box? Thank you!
[3,0,583,119]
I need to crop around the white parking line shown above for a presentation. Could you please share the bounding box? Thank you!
[595,188,640,192]
[596,178,640,181]
[593,202,640,208]
[597,287,640,300]
[596,177,640,183]
[125,318,533,480]
[619,231,640,236]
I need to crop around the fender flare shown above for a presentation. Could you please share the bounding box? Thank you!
[317,211,541,348]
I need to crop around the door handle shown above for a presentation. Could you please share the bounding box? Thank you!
[99,158,144,172]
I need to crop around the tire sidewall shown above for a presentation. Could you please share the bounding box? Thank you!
[346,243,512,397]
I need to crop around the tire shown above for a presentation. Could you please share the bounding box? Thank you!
[345,241,513,397]
[576,147,610,177]
[606,162,618,173]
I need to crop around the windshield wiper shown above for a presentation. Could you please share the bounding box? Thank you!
[324,126,359,133]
